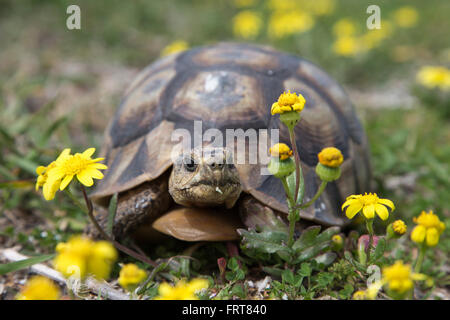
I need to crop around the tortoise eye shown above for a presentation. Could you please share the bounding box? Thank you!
[183,157,197,172]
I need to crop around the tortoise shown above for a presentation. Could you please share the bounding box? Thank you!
[88,42,371,243]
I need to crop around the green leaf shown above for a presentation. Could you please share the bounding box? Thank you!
[237,229,290,254]
[286,171,296,201]
[0,254,55,275]
[293,241,330,264]
[106,193,118,236]
[339,283,354,299]
[313,226,340,244]
[227,257,240,271]
[282,269,295,285]
[231,283,246,299]
[292,226,321,252]
[262,266,284,278]
[298,262,312,277]
[5,154,39,175]
[286,169,304,204]
[0,179,34,189]
[370,237,386,263]
[315,272,334,288]
[313,252,337,268]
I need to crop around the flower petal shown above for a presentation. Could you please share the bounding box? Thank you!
[374,204,389,220]
[377,198,395,211]
[426,228,439,246]
[59,175,74,190]
[85,168,104,180]
[345,202,363,219]
[55,148,71,162]
[82,148,96,158]
[90,163,108,170]
[43,179,60,201]
[411,225,426,243]
[36,166,46,175]
[341,198,355,210]
[77,171,94,187]
[363,204,375,219]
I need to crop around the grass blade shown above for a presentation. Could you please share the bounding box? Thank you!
[107,193,118,236]
[0,254,55,275]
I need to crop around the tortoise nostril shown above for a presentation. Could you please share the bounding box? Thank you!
[210,162,224,170]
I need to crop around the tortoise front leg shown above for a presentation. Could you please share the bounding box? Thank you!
[86,174,172,240]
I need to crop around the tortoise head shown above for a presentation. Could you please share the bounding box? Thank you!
[169,147,242,209]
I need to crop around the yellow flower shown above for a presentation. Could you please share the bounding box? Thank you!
[53,235,117,280]
[352,290,366,300]
[318,147,344,168]
[365,280,382,300]
[36,149,72,200]
[268,10,314,39]
[392,220,407,236]
[16,276,61,300]
[331,234,344,251]
[154,278,209,300]
[269,143,293,160]
[118,264,148,291]
[87,241,119,280]
[342,193,395,220]
[393,6,418,28]
[232,10,262,39]
[332,36,362,57]
[416,66,450,91]
[411,210,445,247]
[271,91,306,115]
[161,41,189,57]
[35,162,56,191]
[50,148,107,190]
[332,234,342,244]
[366,261,427,299]
[332,18,357,37]
[383,261,426,295]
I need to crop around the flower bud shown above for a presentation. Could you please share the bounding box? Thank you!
[279,111,301,129]
[268,143,296,178]
[358,234,380,251]
[268,157,296,179]
[331,234,344,251]
[315,162,341,182]
[387,220,407,239]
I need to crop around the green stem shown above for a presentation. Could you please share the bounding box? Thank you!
[366,219,374,262]
[288,128,301,203]
[414,243,427,273]
[281,177,296,248]
[64,188,86,211]
[296,181,327,210]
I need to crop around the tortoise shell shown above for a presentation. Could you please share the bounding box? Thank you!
[91,42,371,227]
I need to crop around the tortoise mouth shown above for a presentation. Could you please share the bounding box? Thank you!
[180,183,240,203]
[170,181,242,209]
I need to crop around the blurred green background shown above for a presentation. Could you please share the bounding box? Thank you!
[0,0,448,266]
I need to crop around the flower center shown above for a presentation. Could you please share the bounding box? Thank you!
[277,91,298,106]
[62,155,90,176]
[360,193,379,206]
